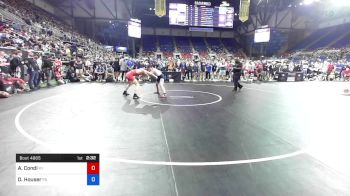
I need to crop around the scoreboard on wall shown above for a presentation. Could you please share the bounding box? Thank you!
[169,3,234,28]
[16,154,100,186]
[254,28,271,43]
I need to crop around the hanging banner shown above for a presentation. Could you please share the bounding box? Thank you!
[155,0,166,17]
[239,0,250,22]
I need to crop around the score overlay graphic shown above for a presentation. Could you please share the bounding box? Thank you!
[16,154,100,186]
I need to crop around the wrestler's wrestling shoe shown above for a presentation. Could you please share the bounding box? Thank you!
[123,91,129,96]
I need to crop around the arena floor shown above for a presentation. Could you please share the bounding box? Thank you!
[1,81,350,196]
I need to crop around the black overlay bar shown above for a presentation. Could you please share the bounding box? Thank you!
[16,154,99,162]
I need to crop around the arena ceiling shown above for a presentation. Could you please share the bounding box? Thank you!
[43,0,328,38]
[45,0,300,27]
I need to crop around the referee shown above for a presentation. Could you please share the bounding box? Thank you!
[233,60,243,92]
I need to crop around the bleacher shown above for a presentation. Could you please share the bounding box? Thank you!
[332,32,350,48]
[175,37,192,53]
[269,30,287,55]
[199,51,209,59]
[206,38,223,54]
[0,0,115,95]
[158,36,174,52]
[222,38,239,53]
[308,24,350,49]
[292,30,328,51]
[142,35,157,52]
[0,6,26,25]
[163,51,173,58]
[139,35,244,58]
[290,23,350,51]
[191,37,207,53]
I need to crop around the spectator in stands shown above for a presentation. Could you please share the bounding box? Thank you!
[180,61,186,81]
[193,61,199,80]
[255,61,263,81]
[41,55,53,86]
[335,62,345,80]
[205,61,212,80]
[65,44,71,58]
[66,63,79,83]
[126,58,135,70]
[82,64,93,82]
[0,90,11,98]
[120,58,128,82]
[0,51,10,74]
[167,58,175,71]
[112,58,120,82]
[268,63,275,80]
[85,59,92,68]
[26,52,39,89]
[9,50,23,78]
[226,61,233,80]
[95,62,105,82]
[343,67,350,81]
[53,56,64,85]
[6,75,27,93]
[326,62,335,81]
[218,60,226,80]
[73,57,83,79]
[212,61,218,80]
[105,64,115,83]
[0,72,13,94]
[185,61,193,81]
[200,60,206,81]
[35,54,42,84]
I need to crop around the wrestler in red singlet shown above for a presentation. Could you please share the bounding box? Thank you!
[123,69,157,99]
[125,69,139,82]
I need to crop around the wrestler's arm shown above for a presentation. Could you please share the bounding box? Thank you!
[143,70,157,79]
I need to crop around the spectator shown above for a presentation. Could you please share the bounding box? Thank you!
[167,59,175,72]
[53,57,64,85]
[226,61,233,80]
[343,67,350,81]
[126,58,135,69]
[36,54,42,85]
[205,61,212,80]
[326,62,335,81]
[0,51,10,74]
[26,52,39,89]
[75,57,84,79]
[95,63,105,82]
[212,62,218,80]
[120,58,128,82]
[66,64,79,83]
[6,75,27,93]
[105,64,115,83]
[200,60,206,81]
[82,65,93,82]
[218,60,226,80]
[180,61,186,80]
[41,55,53,86]
[186,61,193,81]
[112,58,120,82]
[193,60,199,81]
[0,90,11,98]
[9,50,23,78]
